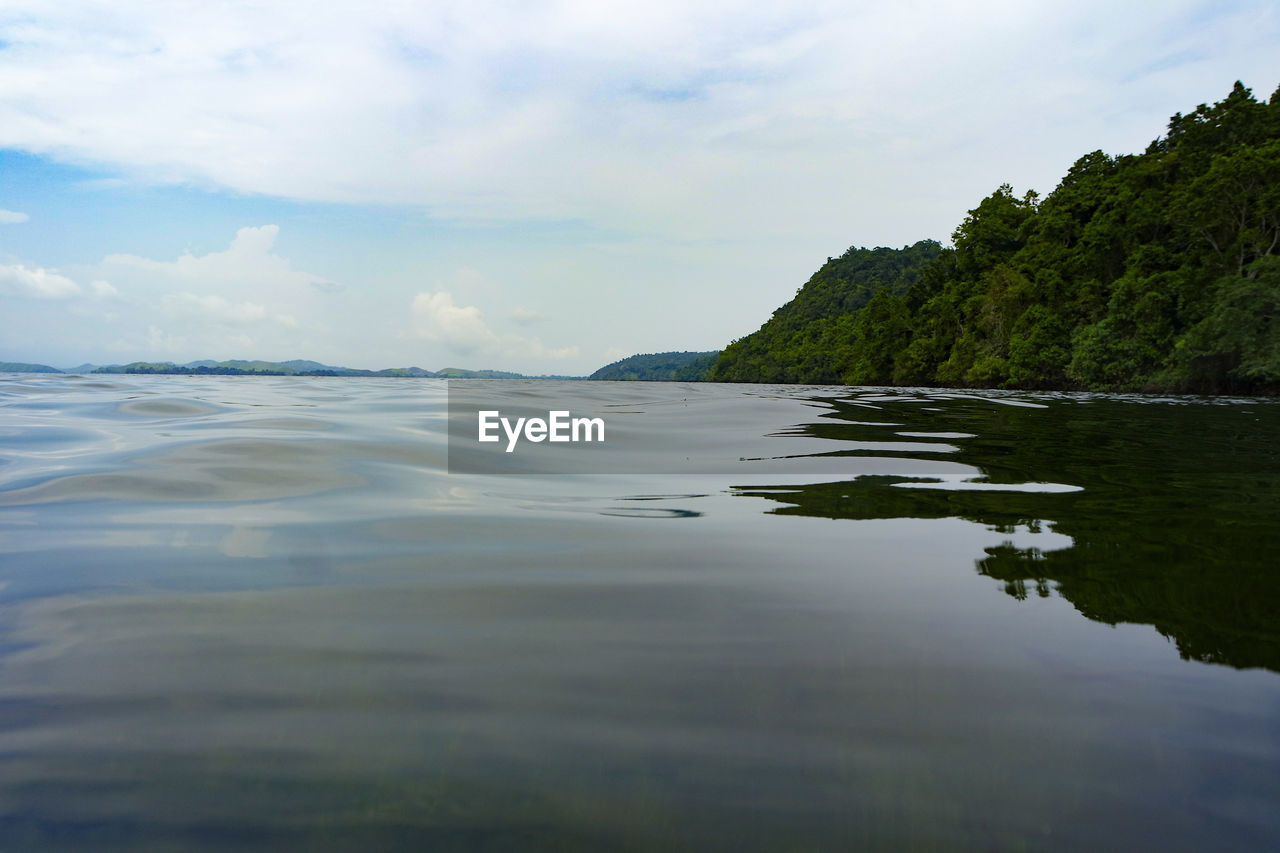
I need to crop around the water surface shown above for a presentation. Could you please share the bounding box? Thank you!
[1,374,1277,851]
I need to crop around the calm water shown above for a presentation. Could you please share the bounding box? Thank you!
[0,374,1277,851]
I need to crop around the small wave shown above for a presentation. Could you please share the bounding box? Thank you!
[117,398,222,417]
[598,507,703,519]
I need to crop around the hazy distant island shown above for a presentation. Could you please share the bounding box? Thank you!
[0,362,66,374]
[93,359,443,377]
[0,359,572,379]
[4,355,723,381]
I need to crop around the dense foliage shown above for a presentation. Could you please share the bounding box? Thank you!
[589,351,721,381]
[711,241,942,384]
[712,82,1280,393]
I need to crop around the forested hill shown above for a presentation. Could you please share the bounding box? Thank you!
[711,81,1280,394]
[589,351,720,381]
[711,241,943,383]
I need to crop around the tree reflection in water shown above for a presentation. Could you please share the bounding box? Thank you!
[733,391,1280,672]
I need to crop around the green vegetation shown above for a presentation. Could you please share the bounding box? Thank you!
[0,362,63,373]
[589,351,720,381]
[712,242,942,384]
[712,82,1280,394]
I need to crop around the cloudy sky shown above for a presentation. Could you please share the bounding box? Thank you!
[1,1,1277,373]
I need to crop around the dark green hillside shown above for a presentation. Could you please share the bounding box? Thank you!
[590,351,720,381]
[711,81,1280,394]
[711,241,943,383]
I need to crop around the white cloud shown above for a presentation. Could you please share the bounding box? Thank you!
[146,325,188,355]
[410,291,498,355]
[517,338,579,360]
[30,225,349,364]
[94,224,333,349]
[0,209,29,224]
[162,292,268,324]
[0,1,1274,244]
[510,307,546,326]
[104,225,335,293]
[0,263,81,298]
[409,290,578,360]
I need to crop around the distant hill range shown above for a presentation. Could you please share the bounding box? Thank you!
[4,354,722,381]
[92,359,441,376]
[0,359,566,379]
[0,362,65,373]
[588,351,720,381]
[4,354,730,382]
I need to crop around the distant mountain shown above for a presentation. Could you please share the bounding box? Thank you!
[0,362,63,373]
[589,351,719,381]
[93,361,292,375]
[215,359,345,374]
[276,359,337,372]
[10,357,579,379]
[369,367,437,377]
[435,367,525,379]
[88,359,442,377]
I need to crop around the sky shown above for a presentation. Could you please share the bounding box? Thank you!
[1,1,1277,374]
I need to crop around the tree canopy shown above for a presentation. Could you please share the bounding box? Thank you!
[711,81,1280,394]
[589,351,721,381]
